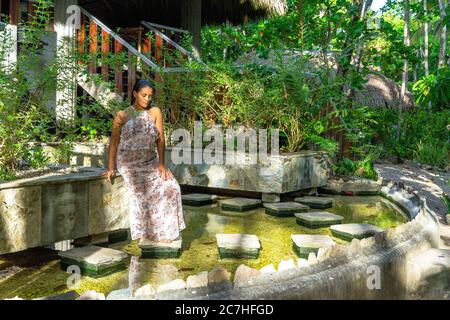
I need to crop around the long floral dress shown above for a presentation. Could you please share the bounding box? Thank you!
[117,106,186,242]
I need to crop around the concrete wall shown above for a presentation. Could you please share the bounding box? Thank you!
[0,168,130,255]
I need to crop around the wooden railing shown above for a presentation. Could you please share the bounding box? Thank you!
[76,8,160,100]
[140,21,205,72]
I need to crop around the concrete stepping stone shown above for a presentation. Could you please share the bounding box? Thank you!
[291,235,336,259]
[216,234,261,259]
[295,196,334,209]
[295,212,344,229]
[182,193,217,206]
[264,202,309,217]
[139,238,182,259]
[58,245,128,278]
[108,229,130,244]
[330,223,384,241]
[220,198,262,212]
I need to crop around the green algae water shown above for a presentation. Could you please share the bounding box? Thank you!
[0,196,407,300]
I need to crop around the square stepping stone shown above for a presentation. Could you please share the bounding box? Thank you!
[220,198,262,212]
[182,193,217,206]
[295,212,344,229]
[295,196,334,209]
[108,229,130,244]
[139,239,182,259]
[291,235,336,259]
[264,202,310,217]
[216,234,261,259]
[58,245,128,278]
[331,224,384,241]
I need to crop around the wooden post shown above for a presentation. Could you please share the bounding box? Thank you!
[101,29,110,81]
[114,39,123,94]
[127,49,137,99]
[155,33,163,64]
[142,37,152,57]
[27,1,37,21]
[77,15,85,57]
[9,0,20,25]
[89,20,98,74]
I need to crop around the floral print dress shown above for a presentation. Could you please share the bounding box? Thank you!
[117,106,186,242]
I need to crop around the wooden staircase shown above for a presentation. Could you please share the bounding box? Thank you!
[75,8,204,108]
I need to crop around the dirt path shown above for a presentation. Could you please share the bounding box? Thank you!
[375,159,450,225]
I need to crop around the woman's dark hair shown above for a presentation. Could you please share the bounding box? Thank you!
[132,79,156,104]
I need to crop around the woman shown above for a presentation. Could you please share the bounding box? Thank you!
[102,79,186,244]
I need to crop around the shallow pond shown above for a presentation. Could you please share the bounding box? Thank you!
[0,195,407,299]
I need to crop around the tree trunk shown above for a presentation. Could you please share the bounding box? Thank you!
[298,0,303,48]
[438,0,447,68]
[423,0,430,76]
[397,0,410,146]
[353,0,374,71]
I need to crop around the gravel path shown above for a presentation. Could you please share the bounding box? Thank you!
[375,159,450,224]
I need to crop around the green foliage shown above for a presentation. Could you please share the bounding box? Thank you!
[443,193,450,215]
[413,67,450,111]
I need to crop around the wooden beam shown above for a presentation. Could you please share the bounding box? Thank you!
[101,29,110,81]
[89,20,98,74]
[114,39,123,94]
[155,33,163,64]
[127,48,137,99]
[9,0,20,25]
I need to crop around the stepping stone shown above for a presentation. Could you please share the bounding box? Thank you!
[58,245,128,278]
[295,212,344,229]
[216,234,261,259]
[264,202,309,217]
[108,229,130,244]
[139,239,182,259]
[295,196,334,209]
[220,198,262,212]
[291,235,336,259]
[330,224,384,241]
[182,193,217,206]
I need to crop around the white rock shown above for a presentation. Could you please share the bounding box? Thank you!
[77,290,106,300]
[186,272,208,289]
[278,259,296,271]
[297,259,309,268]
[156,279,187,293]
[260,264,276,274]
[134,284,156,298]
[308,252,318,265]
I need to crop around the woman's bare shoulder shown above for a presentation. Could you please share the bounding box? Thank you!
[148,106,163,120]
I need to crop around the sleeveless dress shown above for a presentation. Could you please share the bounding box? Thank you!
[116,106,186,242]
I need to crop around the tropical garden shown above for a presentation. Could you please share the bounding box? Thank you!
[0,0,449,182]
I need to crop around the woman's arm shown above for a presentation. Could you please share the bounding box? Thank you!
[103,111,124,183]
[153,107,174,181]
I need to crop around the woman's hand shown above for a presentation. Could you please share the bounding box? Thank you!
[158,164,174,181]
[101,169,115,184]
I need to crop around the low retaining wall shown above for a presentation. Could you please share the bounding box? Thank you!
[41,143,332,193]
[0,168,130,255]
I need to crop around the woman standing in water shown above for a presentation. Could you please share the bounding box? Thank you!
[102,79,185,243]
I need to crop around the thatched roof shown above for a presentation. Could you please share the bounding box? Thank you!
[234,49,415,110]
[78,0,288,28]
